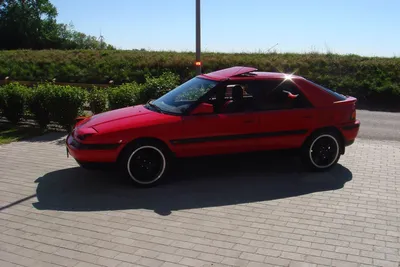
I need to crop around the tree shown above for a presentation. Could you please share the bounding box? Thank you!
[0,0,59,49]
[56,22,115,50]
[0,0,115,50]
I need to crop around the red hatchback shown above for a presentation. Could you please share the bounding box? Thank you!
[66,66,360,186]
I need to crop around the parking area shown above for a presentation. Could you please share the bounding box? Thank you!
[0,133,399,267]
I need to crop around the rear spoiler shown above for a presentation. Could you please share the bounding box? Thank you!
[334,95,357,104]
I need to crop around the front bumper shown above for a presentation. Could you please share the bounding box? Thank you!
[66,134,121,163]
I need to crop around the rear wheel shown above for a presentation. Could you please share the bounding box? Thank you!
[301,131,341,171]
[120,141,171,187]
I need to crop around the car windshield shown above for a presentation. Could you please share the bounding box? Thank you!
[150,77,218,114]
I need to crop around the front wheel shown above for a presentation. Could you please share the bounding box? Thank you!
[120,141,170,187]
[301,131,341,171]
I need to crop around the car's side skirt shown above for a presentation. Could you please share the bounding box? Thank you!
[170,129,308,145]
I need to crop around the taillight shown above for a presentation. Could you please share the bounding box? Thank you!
[350,109,356,121]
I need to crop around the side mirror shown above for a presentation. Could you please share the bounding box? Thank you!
[190,102,214,115]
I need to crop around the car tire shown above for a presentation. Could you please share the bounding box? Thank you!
[301,130,342,171]
[119,140,172,187]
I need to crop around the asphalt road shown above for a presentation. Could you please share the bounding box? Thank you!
[357,109,400,141]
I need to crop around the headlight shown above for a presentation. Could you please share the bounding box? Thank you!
[77,133,94,141]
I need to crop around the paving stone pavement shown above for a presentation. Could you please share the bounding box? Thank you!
[0,133,399,267]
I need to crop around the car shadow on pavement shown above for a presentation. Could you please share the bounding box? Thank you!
[33,150,353,216]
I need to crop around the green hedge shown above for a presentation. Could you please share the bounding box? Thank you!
[0,49,399,121]
[0,82,88,131]
[0,71,180,130]
[0,82,30,124]
[88,86,108,114]
[108,82,143,110]
[29,83,53,128]
[49,85,89,131]
[137,71,180,103]
[0,50,400,107]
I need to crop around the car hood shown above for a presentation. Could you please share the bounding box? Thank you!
[81,105,152,129]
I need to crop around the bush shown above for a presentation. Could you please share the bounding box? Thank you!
[48,85,88,131]
[28,83,54,129]
[0,50,400,110]
[108,82,142,110]
[0,89,4,116]
[138,71,180,103]
[0,82,30,124]
[89,87,109,114]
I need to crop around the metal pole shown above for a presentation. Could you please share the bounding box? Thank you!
[195,0,201,75]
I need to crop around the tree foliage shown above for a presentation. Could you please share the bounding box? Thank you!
[0,0,115,50]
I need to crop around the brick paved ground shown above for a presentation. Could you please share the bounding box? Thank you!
[0,133,399,267]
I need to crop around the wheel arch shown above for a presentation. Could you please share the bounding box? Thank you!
[303,126,345,154]
[116,136,173,164]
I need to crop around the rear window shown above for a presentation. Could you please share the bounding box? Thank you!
[308,80,347,101]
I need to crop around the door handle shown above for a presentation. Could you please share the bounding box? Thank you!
[243,119,255,123]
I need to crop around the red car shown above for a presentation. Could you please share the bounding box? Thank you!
[66,66,360,187]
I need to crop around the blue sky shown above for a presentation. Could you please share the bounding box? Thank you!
[52,0,399,57]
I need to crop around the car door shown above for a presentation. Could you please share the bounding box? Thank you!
[173,82,262,157]
[175,112,259,157]
[255,79,315,150]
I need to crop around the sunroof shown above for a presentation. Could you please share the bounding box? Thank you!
[235,72,257,77]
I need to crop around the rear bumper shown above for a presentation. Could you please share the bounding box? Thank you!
[340,119,360,147]
[66,134,121,163]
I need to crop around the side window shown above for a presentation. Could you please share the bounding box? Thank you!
[218,81,260,114]
[261,80,312,110]
[205,80,312,113]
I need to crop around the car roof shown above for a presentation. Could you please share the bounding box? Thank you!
[199,66,257,80]
[251,71,302,80]
[199,66,302,81]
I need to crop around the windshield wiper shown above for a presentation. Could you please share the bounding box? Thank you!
[147,101,163,113]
